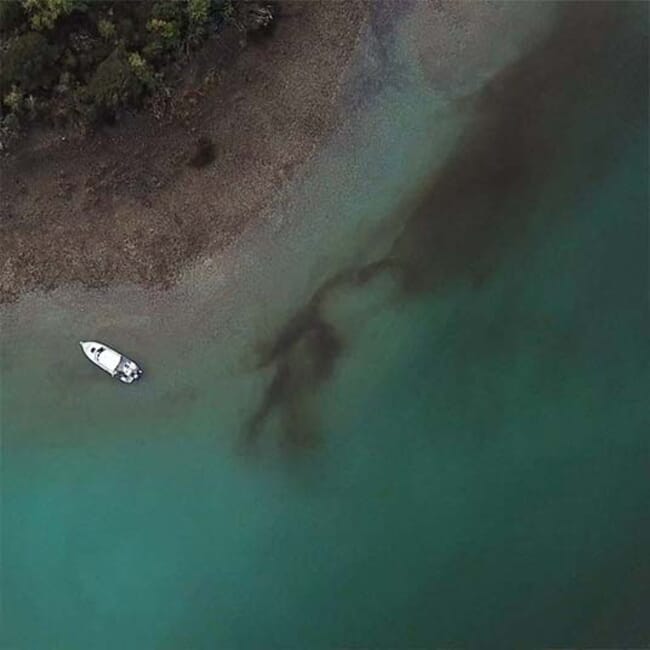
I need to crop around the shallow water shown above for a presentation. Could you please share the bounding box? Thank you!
[2,3,648,648]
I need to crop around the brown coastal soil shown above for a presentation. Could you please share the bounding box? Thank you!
[0,1,368,304]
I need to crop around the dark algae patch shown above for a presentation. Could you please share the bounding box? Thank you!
[188,136,216,168]
[244,259,398,453]
[245,310,341,452]
[246,2,648,452]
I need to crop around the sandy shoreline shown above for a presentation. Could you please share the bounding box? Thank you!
[0,0,563,308]
[0,1,369,303]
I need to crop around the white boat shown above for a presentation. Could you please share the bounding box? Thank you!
[80,341,143,384]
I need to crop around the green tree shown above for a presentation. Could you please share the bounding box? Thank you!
[0,1,26,34]
[188,0,210,28]
[0,31,56,95]
[21,0,84,31]
[87,48,146,117]
[97,18,116,41]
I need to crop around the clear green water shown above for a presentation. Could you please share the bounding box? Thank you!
[2,4,648,648]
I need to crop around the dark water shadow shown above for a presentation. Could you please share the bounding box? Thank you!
[242,2,648,455]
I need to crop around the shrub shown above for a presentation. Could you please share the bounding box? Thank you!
[87,48,146,117]
[128,51,155,90]
[97,18,116,41]
[3,86,24,114]
[147,17,179,41]
[237,1,274,33]
[188,0,210,29]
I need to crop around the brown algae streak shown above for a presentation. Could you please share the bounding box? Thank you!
[244,3,648,453]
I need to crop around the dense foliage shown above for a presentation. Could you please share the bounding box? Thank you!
[0,0,274,145]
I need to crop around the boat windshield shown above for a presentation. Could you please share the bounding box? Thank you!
[97,348,121,372]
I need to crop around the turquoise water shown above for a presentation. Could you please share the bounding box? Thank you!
[2,3,648,648]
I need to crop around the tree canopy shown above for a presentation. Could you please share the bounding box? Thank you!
[0,0,274,147]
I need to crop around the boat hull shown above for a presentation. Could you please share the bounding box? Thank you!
[80,341,143,383]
